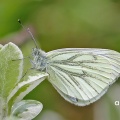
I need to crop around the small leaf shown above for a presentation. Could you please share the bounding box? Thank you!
[7,71,48,114]
[10,100,43,120]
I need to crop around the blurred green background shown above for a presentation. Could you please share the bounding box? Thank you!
[0,0,120,120]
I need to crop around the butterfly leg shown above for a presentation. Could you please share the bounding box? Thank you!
[20,67,34,80]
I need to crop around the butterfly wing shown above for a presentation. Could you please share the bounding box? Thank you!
[46,48,120,106]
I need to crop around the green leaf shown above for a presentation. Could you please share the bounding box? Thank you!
[0,42,23,99]
[10,100,43,120]
[7,71,48,114]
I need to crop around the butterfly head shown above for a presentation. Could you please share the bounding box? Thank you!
[31,48,47,71]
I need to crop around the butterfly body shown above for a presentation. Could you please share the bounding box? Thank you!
[31,48,120,106]
[31,48,47,71]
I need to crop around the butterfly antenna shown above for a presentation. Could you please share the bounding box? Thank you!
[18,19,38,48]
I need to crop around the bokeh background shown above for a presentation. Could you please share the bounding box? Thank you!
[0,0,120,120]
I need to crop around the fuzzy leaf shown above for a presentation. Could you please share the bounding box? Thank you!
[7,71,48,114]
[9,100,43,120]
[0,42,23,99]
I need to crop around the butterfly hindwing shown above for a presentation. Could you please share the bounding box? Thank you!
[46,48,120,106]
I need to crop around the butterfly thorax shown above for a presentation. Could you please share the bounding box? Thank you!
[31,48,47,71]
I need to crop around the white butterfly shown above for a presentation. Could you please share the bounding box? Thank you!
[18,20,120,106]
[31,47,120,106]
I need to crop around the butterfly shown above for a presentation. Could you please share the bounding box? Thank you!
[18,20,120,106]
[31,47,120,106]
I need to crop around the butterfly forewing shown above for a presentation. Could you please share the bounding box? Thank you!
[46,48,120,106]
